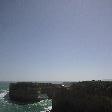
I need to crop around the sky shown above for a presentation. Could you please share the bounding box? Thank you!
[0,0,112,81]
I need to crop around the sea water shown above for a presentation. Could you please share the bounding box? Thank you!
[0,82,52,112]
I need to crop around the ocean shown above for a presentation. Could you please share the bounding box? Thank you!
[0,82,52,112]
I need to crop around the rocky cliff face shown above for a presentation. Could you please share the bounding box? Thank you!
[9,82,58,103]
[9,82,40,102]
[52,81,112,112]
[9,81,112,112]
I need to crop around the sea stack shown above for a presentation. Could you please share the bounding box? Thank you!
[9,82,40,102]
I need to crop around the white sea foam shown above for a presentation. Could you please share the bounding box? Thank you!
[0,90,8,99]
[44,106,52,111]
[47,106,52,110]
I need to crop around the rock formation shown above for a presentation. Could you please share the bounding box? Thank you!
[9,81,112,112]
[9,82,40,102]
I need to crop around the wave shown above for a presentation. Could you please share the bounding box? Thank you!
[39,99,52,112]
[0,90,8,99]
[0,89,52,112]
[44,106,52,112]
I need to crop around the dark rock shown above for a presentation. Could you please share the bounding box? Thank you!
[9,82,40,102]
[9,82,57,103]
[9,81,112,112]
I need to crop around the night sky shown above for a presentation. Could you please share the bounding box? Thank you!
[0,0,112,81]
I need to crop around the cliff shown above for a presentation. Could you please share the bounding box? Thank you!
[9,81,112,112]
[9,82,40,102]
[9,82,57,103]
[52,81,112,112]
